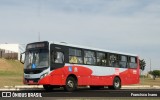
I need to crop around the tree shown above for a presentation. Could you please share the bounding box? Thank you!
[139,59,146,71]
[148,70,160,80]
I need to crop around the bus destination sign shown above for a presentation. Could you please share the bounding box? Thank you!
[27,43,47,49]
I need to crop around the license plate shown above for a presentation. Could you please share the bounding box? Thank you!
[29,80,34,83]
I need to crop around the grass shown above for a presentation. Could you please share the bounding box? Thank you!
[139,77,160,86]
[0,58,23,87]
[0,76,23,87]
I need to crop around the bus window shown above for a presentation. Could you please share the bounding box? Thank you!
[84,50,96,65]
[129,57,137,68]
[69,48,83,64]
[96,52,107,66]
[51,51,64,64]
[119,55,127,68]
[109,54,118,67]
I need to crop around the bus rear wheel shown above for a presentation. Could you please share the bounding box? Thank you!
[108,77,121,90]
[43,85,54,91]
[64,76,77,92]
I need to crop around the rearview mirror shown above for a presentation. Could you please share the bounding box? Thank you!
[20,52,25,64]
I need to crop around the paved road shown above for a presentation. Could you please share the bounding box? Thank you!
[1,88,160,98]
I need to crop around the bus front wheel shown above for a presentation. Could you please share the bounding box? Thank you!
[108,77,121,90]
[64,76,77,92]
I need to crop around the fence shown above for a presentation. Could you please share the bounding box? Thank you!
[0,49,18,60]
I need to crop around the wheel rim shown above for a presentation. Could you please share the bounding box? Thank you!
[114,81,120,88]
[67,80,74,88]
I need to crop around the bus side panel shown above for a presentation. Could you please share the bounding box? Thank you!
[119,69,129,85]
[91,75,113,86]
[62,66,93,85]
[119,69,139,85]
[128,56,140,85]
[120,57,140,85]
[39,65,93,86]
[39,68,66,85]
[49,68,66,85]
[39,75,64,85]
[119,69,134,85]
[39,64,139,86]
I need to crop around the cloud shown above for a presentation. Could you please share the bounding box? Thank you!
[0,0,160,72]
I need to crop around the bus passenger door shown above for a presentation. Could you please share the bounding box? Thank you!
[50,44,67,71]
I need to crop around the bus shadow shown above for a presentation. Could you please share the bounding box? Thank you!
[20,87,130,93]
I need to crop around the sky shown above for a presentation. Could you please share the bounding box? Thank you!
[0,0,159,73]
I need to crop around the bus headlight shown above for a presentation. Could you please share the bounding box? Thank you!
[40,73,48,79]
[44,73,48,77]
[40,75,44,79]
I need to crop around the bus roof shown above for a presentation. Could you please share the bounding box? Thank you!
[50,41,138,57]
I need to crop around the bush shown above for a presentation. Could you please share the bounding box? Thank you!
[148,70,160,79]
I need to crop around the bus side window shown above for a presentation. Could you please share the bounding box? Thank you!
[109,54,118,67]
[84,50,96,65]
[129,57,137,68]
[119,55,127,68]
[69,48,83,64]
[51,51,64,64]
[69,56,78,63]
[96,52,107,66]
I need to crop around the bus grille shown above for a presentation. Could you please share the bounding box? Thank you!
[24,69,43,74]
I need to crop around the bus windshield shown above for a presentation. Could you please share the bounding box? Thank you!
[24,49,49,69]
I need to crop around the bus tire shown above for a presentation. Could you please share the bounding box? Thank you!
[64,76,77,92]
[43,85,54,91]
[109,77,121,90]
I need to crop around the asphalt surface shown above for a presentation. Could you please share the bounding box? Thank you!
[1,88,160,98]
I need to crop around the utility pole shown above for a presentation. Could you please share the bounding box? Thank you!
[150,58,152,72]
[38,32,40,41]
[37,0,41,42]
